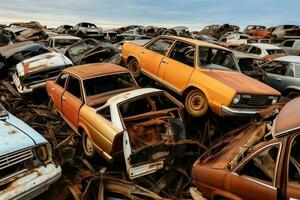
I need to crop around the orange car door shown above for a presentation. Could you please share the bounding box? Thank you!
[49,73,68,113]
[286,133,300,200]
[62,75,83,129]
[158,41,195,92]
[228,144,281,200]
[140,38,174,76]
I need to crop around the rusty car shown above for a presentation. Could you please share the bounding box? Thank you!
[122,35,280,118]
[0,41,50,78]
[46,34,82,54]
[73,22,103,39]
[192,97,300,200]
[272,25,300,40]
[46,63,188,179]
[0,103,61,199]
[244,25,272,39]
[12,51,73,94]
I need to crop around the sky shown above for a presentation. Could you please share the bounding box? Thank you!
[0,0,299,31]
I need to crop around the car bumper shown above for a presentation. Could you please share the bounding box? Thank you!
[0,163,62,200]
[12,74,53,94]
[221,105,262,117]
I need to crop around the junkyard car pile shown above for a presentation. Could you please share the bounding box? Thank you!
[0,21,300,200]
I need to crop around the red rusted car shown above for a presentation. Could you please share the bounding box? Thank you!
[192,98,300,200]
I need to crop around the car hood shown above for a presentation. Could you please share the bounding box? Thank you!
[0,113,47,156]
[202,70,280,95]
[16,51,73,77]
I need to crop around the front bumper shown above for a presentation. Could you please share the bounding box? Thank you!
[0,163,61,200]
[12,73,52,94]
[221,105,262,117]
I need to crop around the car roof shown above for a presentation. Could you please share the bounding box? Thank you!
[273,56,300,64]
[64,63,129,79]
[49,34,81,40]
[0,41,37,57]
[163,35,229,51]
[250,43,281,50]
[105,88,162,106]
[274,97,300,137]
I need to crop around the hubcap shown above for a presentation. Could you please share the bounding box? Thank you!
[190,94,205,111]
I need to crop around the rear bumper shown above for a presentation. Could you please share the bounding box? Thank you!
[0,163,61,200]
[221,105,262,117]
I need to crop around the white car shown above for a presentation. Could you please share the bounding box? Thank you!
[0,105,61,199]
[220,33,251,44]
[47,35,82,54]
[13,51,73,94]
[237,43,286,58]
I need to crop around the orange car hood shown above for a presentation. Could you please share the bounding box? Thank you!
[202,70,280,95]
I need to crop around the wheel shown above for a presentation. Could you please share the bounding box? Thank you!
[287,91,300,99]
[185,89,209,117]
[82,131,96,158]
[48,99,58,115]
[127,58,141,78]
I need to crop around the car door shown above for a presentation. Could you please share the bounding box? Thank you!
[139,38,174,76]
[280,40,295,55]
[62,75,83,129]
[286,133,300,199]
[262,61,288,92]
[49,73,68,113]
[228,143,282,200]
[158,41,195,92]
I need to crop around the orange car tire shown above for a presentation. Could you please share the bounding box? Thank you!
[185,89,209,117]
[127,58,141,78]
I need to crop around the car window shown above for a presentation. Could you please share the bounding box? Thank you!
[263,61,288,76]
[267,49,285,55]
[199,47,237,71]
[66,76,82,100]
[289,134,300,184]
[238,144,280,184]
[249,46,262,55]
[169,41,195,67]
[56,73,68,88]
[83,72,137,97]
[98,107,111,121]
[147,39,174,55]
[282,40,295,47]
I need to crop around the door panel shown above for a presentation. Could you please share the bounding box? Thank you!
[62,91,82,128]
[286,182,300,200]
[140,49,165,75]
[51,84,64,113]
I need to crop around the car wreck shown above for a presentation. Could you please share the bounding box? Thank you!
[12,51,73,94]
[46,34,82,54]
[192,98,300,200]
[73,22,103,39]
[64,38,120,65]
[0,103,61,199]
[0,41,50,78]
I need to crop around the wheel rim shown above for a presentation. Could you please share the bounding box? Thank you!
[84,135,94,154]
[189,94,205,111]
[130,62,139,76]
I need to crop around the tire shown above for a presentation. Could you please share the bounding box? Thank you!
[287,91,300,99]
[127,58,141,78]
[82,131,96,158]
[48,99,58,115]
[185,89,209,117]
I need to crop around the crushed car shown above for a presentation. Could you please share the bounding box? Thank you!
[272,25,300,40]
[261,55,300,98]
[0,41,50,78]
[199,24,240,39]
[12,50,73,94]
[46,34,82,54]
[244,25,272,39]
[192,97,300,200]
[64,38,121,65]
[122,35,280,118]
[54,25,74,34]
[73,22,103,39]
[0,103,61,199]
[46,63,188,179]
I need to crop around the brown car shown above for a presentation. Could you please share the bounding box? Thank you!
[192,98,300,200]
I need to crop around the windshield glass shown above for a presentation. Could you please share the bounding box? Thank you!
[83,72,137,97]
[198,47,237,71]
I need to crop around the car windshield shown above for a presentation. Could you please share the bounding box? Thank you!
[55,39,81,47]
[267,49,285,55]
[83,72,137,97]
[81,23,97,29]
[198,47,237,71]
[68,39,99,57]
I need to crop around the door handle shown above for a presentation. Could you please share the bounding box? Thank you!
[275,77,282,81]
[142,50,146,54]
[62,96,67,100]
[162,59,168,64]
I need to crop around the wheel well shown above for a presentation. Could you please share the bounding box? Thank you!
[282,88,300,96]
[127,56,136,65]
[182,86,201,98]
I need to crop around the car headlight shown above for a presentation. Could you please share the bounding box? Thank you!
[232,94,241,104]
[268,96,278,104]
[35,144,50,162]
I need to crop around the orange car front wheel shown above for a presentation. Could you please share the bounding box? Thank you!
[185,89,208,117]
[127,58,141,78]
